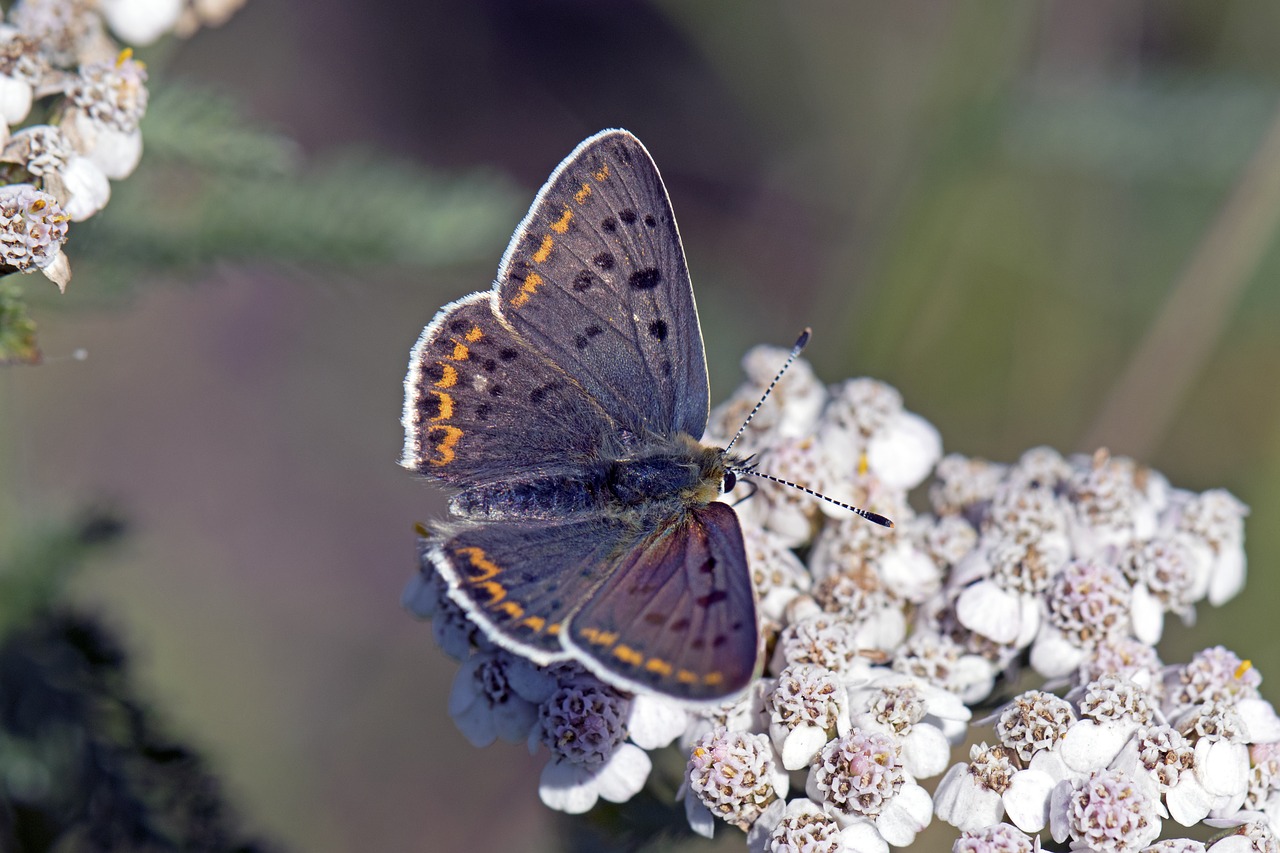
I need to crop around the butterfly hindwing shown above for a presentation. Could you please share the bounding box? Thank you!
[563,502,759,701]
[401,292,616,485]
[434,515,633,663]
[493,129,710,440]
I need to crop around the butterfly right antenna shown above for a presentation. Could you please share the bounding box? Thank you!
[723,328,811,457]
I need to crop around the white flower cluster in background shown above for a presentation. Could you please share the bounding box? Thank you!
[406,345,1270,853]
[0,0,243,292]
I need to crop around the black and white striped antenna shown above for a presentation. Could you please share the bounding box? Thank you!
[723,329,894,529]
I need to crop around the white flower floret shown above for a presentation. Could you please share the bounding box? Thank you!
[1169,488,1248,607]
[1142,840,1206,852]
[626,693,688,750]
[1060,676,1159,773]
[1202,818,1280,852]
[1065,450,1159,559]
[3,124,110,220]
[847,671,969,780]
[62,50,148,179]
[536,681,650,814]
[741,519,812,621]
[1031,559,1132,679]
[772,613,881,679]
[0,27,40,125]
[405,541,491,659]
[918,512,979,568]
[892,630,997,707]
[9,0,114,67]
[0,183,69,289]
[807,728,932,848]
[996,690,1076,764]
[683,726,788,837]
[1048,768,1162,850]
[817,378,941,494]
[1080,636,1166,697]
[930,454,1008,516]
[933,743,1019,833]
[447,651,538,747]
[766,663,850,770]
[865,410,942,492]
[747,797,867,853]
[952,822,1038,853]
[100,0,184,46]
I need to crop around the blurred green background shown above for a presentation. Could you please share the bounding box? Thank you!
[3,1,1280,850]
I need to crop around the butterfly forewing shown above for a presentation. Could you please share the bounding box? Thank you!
[494,130,710,440]
[401,292,615,484]
[564,502,759,701]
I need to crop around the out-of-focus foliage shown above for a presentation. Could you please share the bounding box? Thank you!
[5,81,524,357]
[73,83,524,288]
[0,512,276,852]
[0,281,38,364]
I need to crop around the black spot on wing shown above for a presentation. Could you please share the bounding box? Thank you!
[629,268,661,290]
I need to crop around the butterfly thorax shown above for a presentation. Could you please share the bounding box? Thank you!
[449,433,736,521]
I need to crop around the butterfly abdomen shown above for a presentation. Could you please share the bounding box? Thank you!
[450,471,609,519]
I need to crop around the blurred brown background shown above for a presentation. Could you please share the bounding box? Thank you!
[4,1,1280,850]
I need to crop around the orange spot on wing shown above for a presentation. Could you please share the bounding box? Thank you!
[509,272,544,309]
[579,627,619,647]
[644,658,673,677]
[427,425,463,466]
[676,670,698,684]
[474,580,506,604]
[573,183,592,204]
[547,623,562,636]
[519,615,546,633]
[494,600,524,619]
[593,164,609,182]
[613,645,643,666]
[449,342,469,361]
[429,391,454,421]
[532,235,554,263]
[456,546,501,581]
[551,207,573,234]
[465,325,484,342]
[433,363,458,388]
[702,672,724,686]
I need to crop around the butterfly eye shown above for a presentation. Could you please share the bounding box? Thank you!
[722,470,737,493]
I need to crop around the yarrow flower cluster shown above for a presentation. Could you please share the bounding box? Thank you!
[0,0,242,293]
[407,345,1270,852]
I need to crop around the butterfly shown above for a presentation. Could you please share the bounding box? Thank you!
[401,129,759,702]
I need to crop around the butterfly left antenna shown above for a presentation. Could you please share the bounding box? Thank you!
[722,329,895,529]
